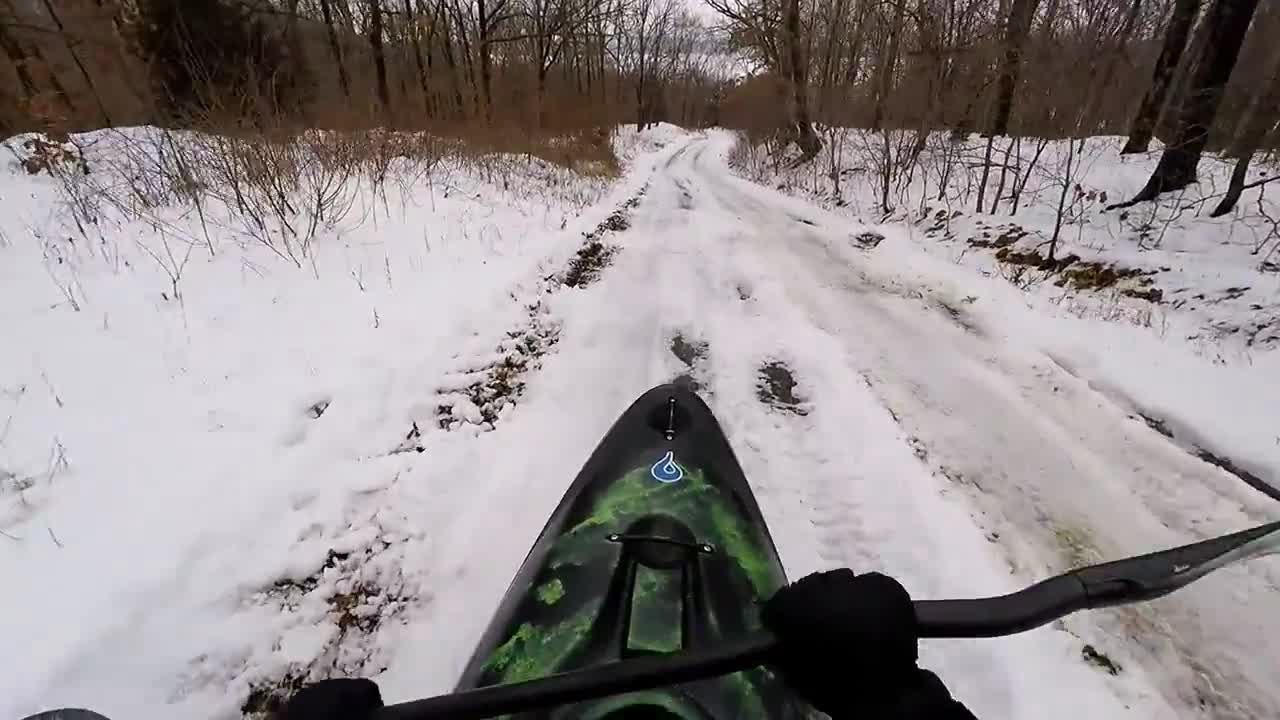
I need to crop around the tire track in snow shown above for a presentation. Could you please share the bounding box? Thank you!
[432,187,647,433]
[1042,351,1280,503]
[752,359,869,569]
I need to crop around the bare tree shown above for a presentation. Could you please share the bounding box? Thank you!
[320,0,353,98]
[990,0,1041,136]
[1119,0,1261,205]
[706,0,819,159]
[1211,47,1280,217]
[621,0,677,128]
[781,0,820,158]
[870,0,905,130]
[404,0,433,115]
[34,0,111,124]
[369,0,392,112]
[1120,0,1200,154]
[1077,0,1144,130]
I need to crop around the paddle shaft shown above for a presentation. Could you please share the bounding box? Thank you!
[372,521,1280,720]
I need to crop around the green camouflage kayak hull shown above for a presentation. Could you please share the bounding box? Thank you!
[455,384,809,719]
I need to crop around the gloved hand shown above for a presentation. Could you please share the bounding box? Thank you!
[762,569,975,720]
[278,678,383,720]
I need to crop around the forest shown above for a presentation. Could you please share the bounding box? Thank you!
[2,0,1278,211]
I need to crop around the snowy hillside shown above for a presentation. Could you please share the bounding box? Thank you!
[2,124,1278,720]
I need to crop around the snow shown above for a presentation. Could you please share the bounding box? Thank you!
[1,121,1277,720]
[732,129,1280,502]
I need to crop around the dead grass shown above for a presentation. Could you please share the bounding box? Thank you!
[434,125,621,178]
[980,240,1165,303]
[22,111,621,280]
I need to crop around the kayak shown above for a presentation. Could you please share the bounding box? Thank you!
[453,383,812,719]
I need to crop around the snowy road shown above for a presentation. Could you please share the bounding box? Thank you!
[662,136,1280,718]
[663,135,1280,719]
[385,133,1280,719]
[4,129,1277,720]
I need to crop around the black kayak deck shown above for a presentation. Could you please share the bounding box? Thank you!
[454,384,806,719]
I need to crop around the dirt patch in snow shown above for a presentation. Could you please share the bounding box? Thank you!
[237,543,411,716]
[670,333,708,392]
[670,334,706,367]
[561,240,618,288]
[559,191,643,288]
[990,244,1162,300]
[1135,412,1175,439]
[1127,410,1280,502]
[1081,644,1123,675]
[922,215,1167,304]
[852,230,884,250]
[936,297,983,336]
[435,303,561,432]
[1193,447,1280,502]
[757,361,808,415]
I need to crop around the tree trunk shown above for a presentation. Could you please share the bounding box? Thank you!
[841,2,870,87]
[368,0,392,114]
[537,65,548,128]
[477,0,494,122]
[437,0,465,117]
[871,0,906,130]
[782,0,820,159]
[0,22,74,124]
[405,0,434,117]
[1211,47,1280,216]
[990,0,1040,136]
[1123,0,1261,204]
[1121,0,1200,154]
[38,0,112,125]
[818,0,848,113]
[320,0,352,99]
[0,24,40,99]
[1049,138,1078,262]
[452,5,479,119]
[1077,0,1142,133]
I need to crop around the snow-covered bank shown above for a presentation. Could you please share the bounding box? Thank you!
[0,123,686,719]
[728,129,1280,501]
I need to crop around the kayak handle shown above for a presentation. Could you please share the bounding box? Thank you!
[373,521,1280,720]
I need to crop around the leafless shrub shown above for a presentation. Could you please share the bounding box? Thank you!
[135,226,196,302]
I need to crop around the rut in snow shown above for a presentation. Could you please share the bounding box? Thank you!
[432,190,646,434]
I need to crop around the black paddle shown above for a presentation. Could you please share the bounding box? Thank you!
[373,521,1280,720]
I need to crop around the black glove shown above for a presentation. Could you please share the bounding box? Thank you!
[762,569,976,720]
[278,678,384,720]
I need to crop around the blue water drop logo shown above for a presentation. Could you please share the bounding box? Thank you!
[650,450,684,483]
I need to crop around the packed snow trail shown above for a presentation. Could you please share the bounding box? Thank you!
[652,134,1280,719]
[385,133,1280,719]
